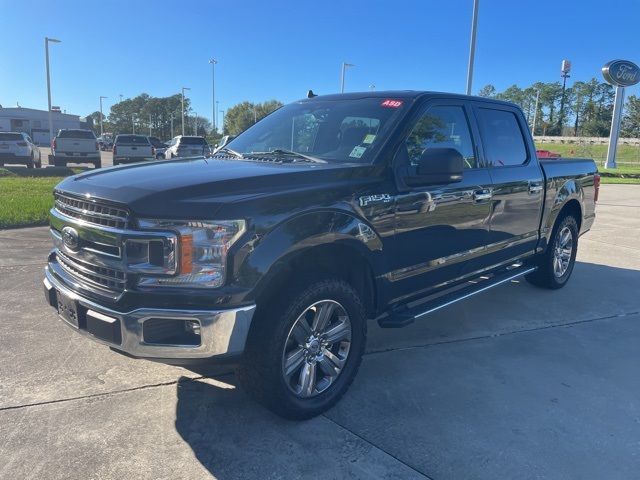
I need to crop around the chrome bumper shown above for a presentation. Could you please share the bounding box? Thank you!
[43,266,255,360]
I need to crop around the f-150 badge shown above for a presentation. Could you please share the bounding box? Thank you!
[359,194,392,207]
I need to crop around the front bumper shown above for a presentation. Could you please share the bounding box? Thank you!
[43,266,255,361]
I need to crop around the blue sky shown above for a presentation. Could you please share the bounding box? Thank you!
[1,0,638,120]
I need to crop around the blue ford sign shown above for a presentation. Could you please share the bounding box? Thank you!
[602,60,640,87]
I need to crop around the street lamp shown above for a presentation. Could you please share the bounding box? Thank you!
[181,87,190,136]
[219,109,225,134]
[119,94,123,103]
[340,62,355,93]
[132,114,136,134]
[369,84,376,91]
[194,112,198,136]
[209,58,217,132]
[45,37,61,144]
[465,0,479,95]
[99,96,108,136]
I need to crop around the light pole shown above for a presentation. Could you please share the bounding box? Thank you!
[99,96,107,137]
[369,84,376,91]
[209,58,217,132]
[194,112,198,136]
[119,94,123,103]
[45,37,61,144]
[149,114,152,136]
[220,109,225,134]
[132,115,135,134]
[170,114,174,138]
[465,0,479,95]
[181,87,190,136]
[340,62,355,93]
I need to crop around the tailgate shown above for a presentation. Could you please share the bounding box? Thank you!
[56,138,96,153]
[117,145,152,157]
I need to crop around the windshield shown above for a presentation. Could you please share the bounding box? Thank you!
[226,98,408,163]
[116,135,150,145]
[0,133,23,141]
[58,129,96,139]
[180,137,207,145]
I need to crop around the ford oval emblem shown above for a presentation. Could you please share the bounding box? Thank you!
[61,226,80,251]
[602,59,640,87]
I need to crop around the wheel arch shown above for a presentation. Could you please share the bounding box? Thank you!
[238,211,383,319]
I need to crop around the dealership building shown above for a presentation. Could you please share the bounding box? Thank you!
[0,106,83,145]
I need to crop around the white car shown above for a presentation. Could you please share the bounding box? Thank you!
[164,135,210,159]
[50,129,101,168]
[113,134,155,165]
[0,132,42,168]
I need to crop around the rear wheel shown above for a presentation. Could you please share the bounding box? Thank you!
[526,214,578,289]
[236,277,367,420]
[54,159,67,167]
[94,159,102,168]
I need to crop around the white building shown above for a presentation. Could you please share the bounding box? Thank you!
[0,106,82,145]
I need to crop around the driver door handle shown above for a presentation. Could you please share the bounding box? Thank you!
[473,188,492,202]
[529,182,544,194]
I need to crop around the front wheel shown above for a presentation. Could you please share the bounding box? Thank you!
[526,214,578,289]
[237,277,367,420]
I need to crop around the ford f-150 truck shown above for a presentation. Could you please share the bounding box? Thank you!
[43,92,598,419]
[49,129,101,168]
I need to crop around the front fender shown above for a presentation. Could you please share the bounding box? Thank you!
[234,210,383,300]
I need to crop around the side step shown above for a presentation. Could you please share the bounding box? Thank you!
[378,265,537,328]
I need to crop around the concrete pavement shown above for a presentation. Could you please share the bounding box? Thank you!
[1,185,639,479]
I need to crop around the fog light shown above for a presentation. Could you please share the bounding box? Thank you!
[184,320,201,336]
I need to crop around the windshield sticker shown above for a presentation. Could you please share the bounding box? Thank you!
[363,134,376,144]
[381,99,403,108]
[349,146,367,158]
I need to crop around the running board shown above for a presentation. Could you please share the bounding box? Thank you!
[378,265,537,328]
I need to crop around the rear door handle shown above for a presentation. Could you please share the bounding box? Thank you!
[473,189,492,202]
[529,183,543,194]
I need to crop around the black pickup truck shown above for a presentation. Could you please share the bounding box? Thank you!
[43,91,599,419]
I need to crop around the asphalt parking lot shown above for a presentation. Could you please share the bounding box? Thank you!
[36,147,115,168]
[1,184,639,480]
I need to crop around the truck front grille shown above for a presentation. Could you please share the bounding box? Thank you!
[56,250,126,293]
[54,193,129,229]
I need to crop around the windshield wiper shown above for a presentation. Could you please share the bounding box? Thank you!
[250,149,327,164]
[215,147,244,159]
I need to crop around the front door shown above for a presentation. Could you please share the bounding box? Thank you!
[472,104,544,265]
[388,101,493,305]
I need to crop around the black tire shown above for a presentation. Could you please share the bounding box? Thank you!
[526,214,579,289]
[54,160,66,167]
[113,159,119,166]
[94,160,102,168]
[236,277,367,420]
[26,160,34,169]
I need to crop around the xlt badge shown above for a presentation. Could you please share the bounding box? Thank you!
[359,194,392,207]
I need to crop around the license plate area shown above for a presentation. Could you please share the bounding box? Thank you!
[57,291,80,327]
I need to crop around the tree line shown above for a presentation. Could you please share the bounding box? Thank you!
[86,94,283,142]
[478,79,639,138]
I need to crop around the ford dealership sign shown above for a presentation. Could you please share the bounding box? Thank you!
[602,60,640,87]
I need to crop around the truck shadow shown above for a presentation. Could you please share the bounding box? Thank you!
[174,260,640,479]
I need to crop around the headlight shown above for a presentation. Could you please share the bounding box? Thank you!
[137,219,246,289]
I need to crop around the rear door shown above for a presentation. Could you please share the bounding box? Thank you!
[472,103,544,264]
[389,99,494,303]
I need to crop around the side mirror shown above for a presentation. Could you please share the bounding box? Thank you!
[405,147,464,186]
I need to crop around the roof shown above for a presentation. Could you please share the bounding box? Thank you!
[0,107,80,119]
[300,90,518,108]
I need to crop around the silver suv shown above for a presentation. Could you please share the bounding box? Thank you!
[164,136,209,159]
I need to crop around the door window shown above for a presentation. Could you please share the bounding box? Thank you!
[476,108,528,167]
[406,106,477,169]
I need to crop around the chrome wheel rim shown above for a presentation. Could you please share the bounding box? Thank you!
[282,299,352,398]
[553,226,573,278]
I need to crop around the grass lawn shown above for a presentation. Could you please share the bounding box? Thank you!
[0,175,63,229]
[535,141,640,167]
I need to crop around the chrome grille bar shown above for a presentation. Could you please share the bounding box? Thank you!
[56,250,126,293]
[54,193,129,229]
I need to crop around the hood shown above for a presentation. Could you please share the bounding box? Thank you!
[55,157,367,218]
